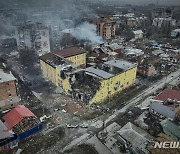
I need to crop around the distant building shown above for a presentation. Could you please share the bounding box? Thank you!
[91,17,116,40]
[133,30,143,39]
[138,64,155,77]
[127,18,137,27]
[3,105,42,140]
[0,62,20,110]
[0,120,18,152]
[171,29,180,37]
[15,24,50,56]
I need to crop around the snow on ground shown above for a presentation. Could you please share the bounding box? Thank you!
[90,120,104,128]
[86,135,112,154]
[136,96,153,109]
[135,111,149,129]
[61,133,91,152]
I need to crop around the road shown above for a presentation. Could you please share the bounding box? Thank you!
[105,68,180,125]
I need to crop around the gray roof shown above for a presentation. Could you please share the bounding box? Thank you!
[105,60,137,70]
[117,122,153,153]
[161,120,180,140]
[0,120,14,139]
[149,101,176,120]
[85,67,114,79]
[0,69,16,83]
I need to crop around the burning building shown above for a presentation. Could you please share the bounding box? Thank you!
[91,17,116,40]
[15,23,50,56]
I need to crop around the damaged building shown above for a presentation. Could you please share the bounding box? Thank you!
[39,47,86,93]
[71,60,137,104]
[91,17,116,40]
[40,48,137,105]
[15,23,50,56]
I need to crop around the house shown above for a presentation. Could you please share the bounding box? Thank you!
[149,101,176,120]
[0,120,18,152]
[0,62,20,110]
[117,122,154,154]
[153,88,180,106]
[161,120,180,141]
[3,105,42,140]
[133,30,143,39]
[138,64,156,77]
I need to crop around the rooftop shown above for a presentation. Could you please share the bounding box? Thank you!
[117,122,153,153]
[0,120,15,140]
[3,105,35,130]
[154,88,180,102]
[85,67,114,79]
[53,47,85,58]
[105,60,137,70]
[0,69,16,83]
[40,53,74,68]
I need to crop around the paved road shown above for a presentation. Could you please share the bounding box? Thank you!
[105,68,180,125]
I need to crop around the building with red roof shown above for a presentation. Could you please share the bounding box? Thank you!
[3,105,35,130]
[3,105,42,140]
[154,88,180,103]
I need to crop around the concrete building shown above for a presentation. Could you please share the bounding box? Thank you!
[39,47,86,92]
[15,24,50,56]
[71,60,137,104]
[91,17,116,40]
[40,51,137,105]
[0,63,20,110]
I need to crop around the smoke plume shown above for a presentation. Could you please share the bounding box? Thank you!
[70,22,104,44]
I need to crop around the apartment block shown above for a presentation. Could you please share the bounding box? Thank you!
[91,17,116,40]
[15,24,50,56]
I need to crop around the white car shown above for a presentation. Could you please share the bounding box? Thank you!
[66,124,78,128]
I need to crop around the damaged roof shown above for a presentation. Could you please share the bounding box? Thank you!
[3,105,35,130]
[54,47,85,58]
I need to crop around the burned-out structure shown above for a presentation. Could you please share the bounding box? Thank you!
[69,60,137,104]
[3,105,42,140]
